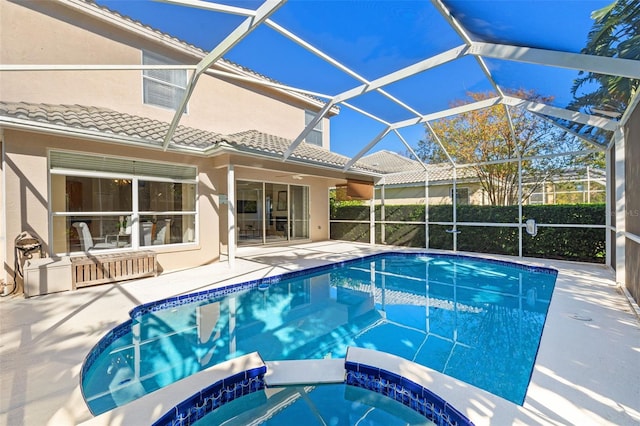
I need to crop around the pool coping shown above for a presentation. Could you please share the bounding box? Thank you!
[265,359,346,385]
[81,348,478,426]
[79,352,267,426]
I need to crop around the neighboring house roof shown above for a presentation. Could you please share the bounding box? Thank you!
[0,101,375,174]
[359,150,421,173]
[363,151,604,187]
[382,167,477,186]
[361,150,476,185]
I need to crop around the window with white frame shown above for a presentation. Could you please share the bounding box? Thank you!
[142,51,188,111]
[49,151,197,254]
[450,187,470,205]
[304,110,323,146]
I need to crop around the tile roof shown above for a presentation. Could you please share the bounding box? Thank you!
[0,101,481,182]
[359,150,421,173]
[0,101,223,148]
[227,130,368,170]
[0,101,375,173]
[361,150,476,184]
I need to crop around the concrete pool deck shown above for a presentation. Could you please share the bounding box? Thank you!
[1,241,638,425]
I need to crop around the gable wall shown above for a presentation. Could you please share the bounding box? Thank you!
[0,0,331,148]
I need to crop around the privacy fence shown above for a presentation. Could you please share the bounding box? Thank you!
[330,203,606,263]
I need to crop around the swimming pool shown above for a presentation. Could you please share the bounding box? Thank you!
[81,252,557,415]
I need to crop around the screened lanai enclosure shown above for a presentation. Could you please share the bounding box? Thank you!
[3,0,639,305]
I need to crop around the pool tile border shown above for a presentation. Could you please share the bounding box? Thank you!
[152,353,474,425]
[344,361,474,426]
[151,365,267,426]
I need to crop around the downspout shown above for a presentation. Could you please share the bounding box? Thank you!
[0,129,6,294]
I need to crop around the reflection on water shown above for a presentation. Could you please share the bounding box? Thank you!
[198,384,435,426]
[82,255,556,414]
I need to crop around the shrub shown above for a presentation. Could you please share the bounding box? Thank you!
[330,203,605,263]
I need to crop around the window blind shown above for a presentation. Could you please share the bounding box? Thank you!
[50,151,196,180]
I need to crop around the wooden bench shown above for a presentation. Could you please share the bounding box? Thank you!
[71,250,157,289]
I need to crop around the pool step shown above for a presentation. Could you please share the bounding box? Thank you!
[265,359,345,386]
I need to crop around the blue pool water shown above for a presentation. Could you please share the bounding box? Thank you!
[196,384,434,425]
[81,253,557,415]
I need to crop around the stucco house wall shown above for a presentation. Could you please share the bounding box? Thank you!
[1,129,221,274]
[0,0,370,292]
[0,0,333,148]
[374,183,485,206]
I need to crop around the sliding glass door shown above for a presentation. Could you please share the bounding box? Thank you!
[265,183,288,243]
[236,181,309,245]
[290,185,309,240]
[236,181,263,244]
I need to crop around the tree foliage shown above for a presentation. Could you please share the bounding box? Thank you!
[416,90,587,206]
[570,0,639,115]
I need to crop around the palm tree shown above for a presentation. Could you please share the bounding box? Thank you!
[570,0,639,115]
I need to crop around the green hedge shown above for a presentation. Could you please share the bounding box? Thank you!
[330,203,605,263]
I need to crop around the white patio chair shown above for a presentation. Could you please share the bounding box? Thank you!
[72,222,117,251]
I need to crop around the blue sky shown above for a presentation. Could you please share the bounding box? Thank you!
[96,0,609,158]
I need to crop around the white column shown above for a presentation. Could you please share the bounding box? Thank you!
[425,172,430,249]
[380,185,386,244]
[587,166,591,203]
[452,167,458,252]
[227,164,236,268]
[132,177,140,249]
[370,191,376,245]
[614,128,625,284]
[518,158,523,258]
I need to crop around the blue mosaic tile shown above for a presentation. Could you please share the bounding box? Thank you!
[344,360,358,372]
[401,377,423,396]
[359,364,379,377]
[247,366,267,378]
[152,370,265,426]
[202,380,223,397]
[379,369,401,383]
[344,362,474,426]
[445,401,474,426]
[224,371,246,387]
[152,407,176,426]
